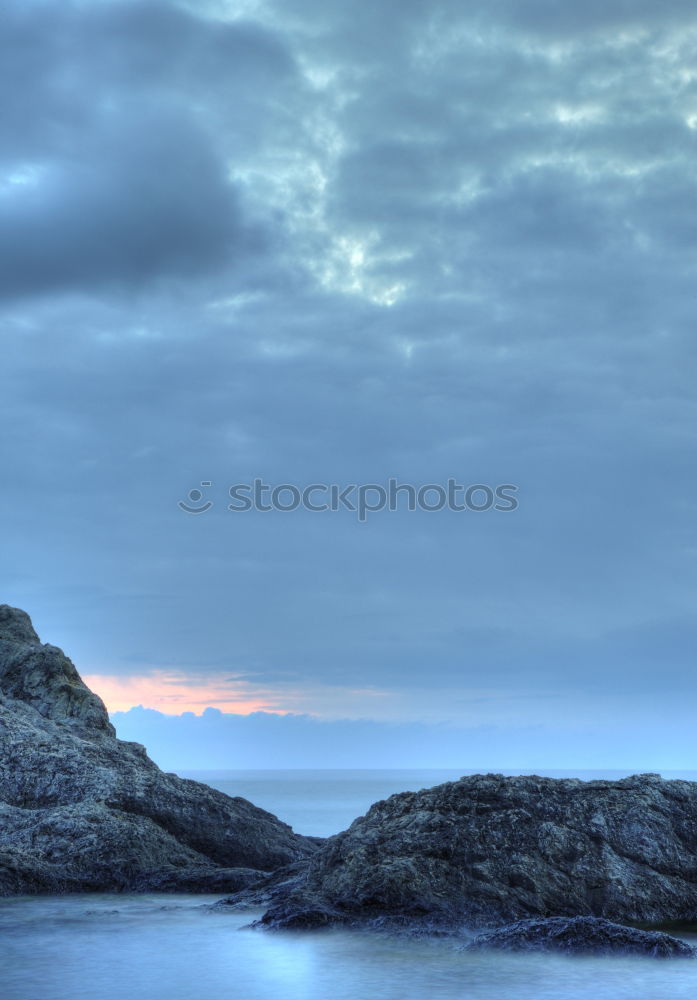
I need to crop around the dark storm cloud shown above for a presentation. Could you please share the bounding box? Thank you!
[0,1,295,160]
[0,1,298,298]
[0,109,252,297]
[1,0,696,755]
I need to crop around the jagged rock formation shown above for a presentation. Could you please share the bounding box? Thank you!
[223,772,697,933]
[0,605,113,733]
[0,605,319,895]
[465,915,696,958]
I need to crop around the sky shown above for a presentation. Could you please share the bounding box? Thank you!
[2,0,696,769]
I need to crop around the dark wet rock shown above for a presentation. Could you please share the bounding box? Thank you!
[226,771,697,932]
[133,865,268,894]
[0,605,319,895]
[257,898,345,930]
[214,859,315,912]
[465,915,696,958]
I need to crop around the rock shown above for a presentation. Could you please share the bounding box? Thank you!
[465,915,696,958]
[0,605,40,645]
[0,605,319,895]
[0,605,114,733]
[228,771,697,932]
[132,865,268,894]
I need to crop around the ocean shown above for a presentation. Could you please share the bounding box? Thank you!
[178,767,697,838]
[2,769,697,1000]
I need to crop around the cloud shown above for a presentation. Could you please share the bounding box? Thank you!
[1,0,696,755]
[111,703,697,772]
[497,0,697,38]
[82,669,281,714]
[0,109,256,298]
[0,1,298,300]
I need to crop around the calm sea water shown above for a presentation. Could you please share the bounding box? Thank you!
[181,767,697,837]
[2,769,697,1000]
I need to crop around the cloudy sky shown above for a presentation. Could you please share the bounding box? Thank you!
[3,0,696,768]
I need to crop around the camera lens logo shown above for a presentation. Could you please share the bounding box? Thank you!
[178,482,214,514]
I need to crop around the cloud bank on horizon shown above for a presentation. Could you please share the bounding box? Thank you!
[112,703,697,772]
[2,0,696,765]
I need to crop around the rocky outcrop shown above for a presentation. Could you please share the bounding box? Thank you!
[223,772,697,932]
[0,605,114,734]
[465,916,696,958]
[7,600,697,942]
[0,605,319,895]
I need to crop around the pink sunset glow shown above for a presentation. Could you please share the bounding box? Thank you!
[83,671,402,721]
[82,671,287,716]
